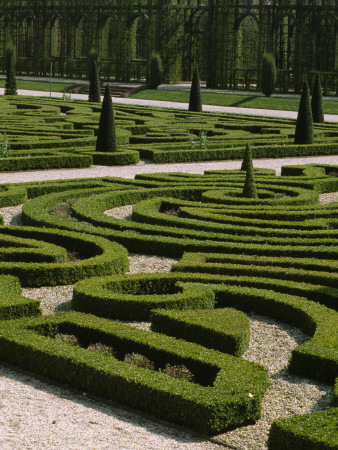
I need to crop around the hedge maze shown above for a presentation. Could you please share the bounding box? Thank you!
[0,158,337,447]
[0,96,337,171]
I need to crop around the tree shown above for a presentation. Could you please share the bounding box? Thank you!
[311,73,324,123]
[148,53,163,88]
[261,53,276,97]
[294,81,314,144]
[5,46,17,95]
[189,67,202,112]
[88,61,101,102]
[96,84,117,153]
[241,143,253,171]
[242,149,258,198]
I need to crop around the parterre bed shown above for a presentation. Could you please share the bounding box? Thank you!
[0,96,337,171]
[0,162,337,447]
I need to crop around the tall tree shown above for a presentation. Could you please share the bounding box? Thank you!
[311,73,324,123]
[88,61,101,102]
[189,67,202,112]
[96,84,117,153]
[261,53,276,97]
[5,46,17,95]
[294,81,314,144]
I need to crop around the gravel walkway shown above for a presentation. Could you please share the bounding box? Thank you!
[0,180,336,449]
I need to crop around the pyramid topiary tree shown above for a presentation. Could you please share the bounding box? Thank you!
[148,53,163,89]
[241,143,253,171]
[311,73,324,123]
[189,67,202,112]
[261,53,276,97]
[88,61,101,103]
[242,145,258,198]
[96,84,117,153]
[5,46,17,96]
[294,81,314,145]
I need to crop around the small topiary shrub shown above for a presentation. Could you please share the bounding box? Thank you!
[261,53,276,97]
[188,67,202,112]
[294,81,314,145]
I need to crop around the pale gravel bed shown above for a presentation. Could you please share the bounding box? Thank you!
[0,181,337,449]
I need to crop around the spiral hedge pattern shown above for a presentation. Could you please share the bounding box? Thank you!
[0,162,337,445]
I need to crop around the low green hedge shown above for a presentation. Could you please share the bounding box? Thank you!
[0,225,129,286]
[150,306,250,356]
[72,273,216,321]
[0,311,269,434]
[268,408,338,449]
[91,150,139,166]
[0,185,28,207]
[0,153,92,172]
[0,275,41,319]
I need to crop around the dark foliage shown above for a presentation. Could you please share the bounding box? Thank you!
[294,81,314,145]
[148,53,163,88]
[189,67,202,112]
[311,73,324,123]
[5,47,17,96]
[96,84,117,153]
[242,145,258,198]
[88,61,101,103]
[241,143,253,171]
[261,53,276,97]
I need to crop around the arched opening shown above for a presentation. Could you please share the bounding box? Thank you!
[51,16,61,57]
[130,15,148,61]
[236,15,259,70]
[17,17,33,57]
[74,17,85,58]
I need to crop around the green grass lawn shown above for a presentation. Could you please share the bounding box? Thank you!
[0,79,82,93]
[131,89,338,114]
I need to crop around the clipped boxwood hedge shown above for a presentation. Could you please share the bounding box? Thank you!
[0,275,41,319]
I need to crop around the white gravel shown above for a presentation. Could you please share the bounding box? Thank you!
[0,162,337,449]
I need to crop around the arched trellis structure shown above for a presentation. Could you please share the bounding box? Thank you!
[0,0,336,94]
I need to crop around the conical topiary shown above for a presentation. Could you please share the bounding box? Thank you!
[242,158,258,198]
[294,81,314,145]
[241,143,254,171]
[5,47,17,95]
[261,53,276,97]
[96,84,117,153]
[88,61,101,102]
[311,73,324,123]
[189,67,202,112]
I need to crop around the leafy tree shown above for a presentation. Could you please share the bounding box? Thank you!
[5,46,17,95]
[189,67,202,112]
[242,152,258,198]
[261,53,276,97]
[311,73,324,123]
[241,143,253,171]
[88,61,101,102]
[148,53,163,88]
[96,84,117,153]
[294,81,314,144]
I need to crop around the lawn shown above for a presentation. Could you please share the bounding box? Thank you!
[131,89,338,114]
[0,79,82,93]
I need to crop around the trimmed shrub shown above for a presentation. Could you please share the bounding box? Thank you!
[188,67,202,112]
[96,84,117,152]
[311,73,325,123]
[88,61,101,103]
[242,155,258,198]
[241,143,253,171]
[294,81,314,145]
[0,275,41,319]
[148,53,163,88]
[5,46,17,96]
[261,53,276,97]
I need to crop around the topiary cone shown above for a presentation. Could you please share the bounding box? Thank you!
[241,144,253,171]
[189,67,202,112]
[88,61,101,103]
[294,81,314,145]
[311,73,324,123]
[96,84,117,153]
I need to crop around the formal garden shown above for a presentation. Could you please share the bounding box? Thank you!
[0,82,337,448]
